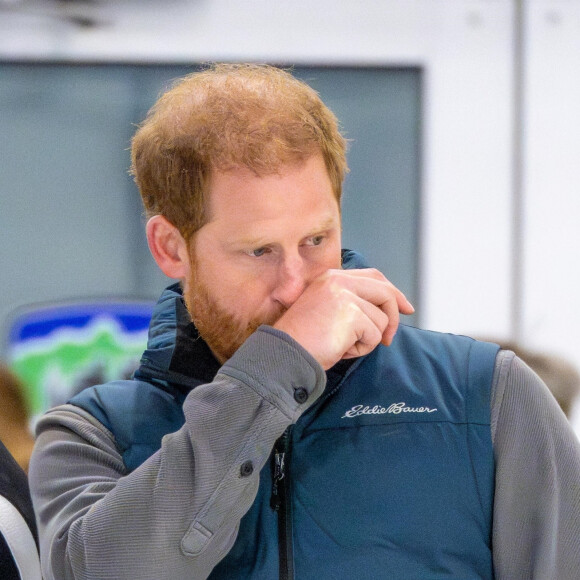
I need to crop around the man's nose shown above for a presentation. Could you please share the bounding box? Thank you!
[271,254,308,309]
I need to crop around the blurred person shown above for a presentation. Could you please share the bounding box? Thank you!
[489,339,580,442]
[0,438,39,579]
[29,64,580,579]
[0,364,34,473]
[487,340,580,418]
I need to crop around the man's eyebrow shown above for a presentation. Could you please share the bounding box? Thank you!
[224,216,339,249]
[224,235,271,249]
[298,215,340,236]
[310,216,339,232]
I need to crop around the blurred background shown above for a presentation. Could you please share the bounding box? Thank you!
[0,0,579,447]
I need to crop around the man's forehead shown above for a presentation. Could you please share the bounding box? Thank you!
[192,155,340,247]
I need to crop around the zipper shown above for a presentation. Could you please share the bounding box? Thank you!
[270,426,294,580]
[268,360,361,578]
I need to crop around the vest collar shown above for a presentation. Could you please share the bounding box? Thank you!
[134,283,220,397]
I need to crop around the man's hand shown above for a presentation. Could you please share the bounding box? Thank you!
[273,269,414,370]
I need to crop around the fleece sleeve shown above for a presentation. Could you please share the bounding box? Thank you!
[491,350,580,579]
[28,327,326,580]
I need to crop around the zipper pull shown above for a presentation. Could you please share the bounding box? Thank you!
[270,451,286,511]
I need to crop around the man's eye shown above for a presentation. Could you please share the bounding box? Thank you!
[249,247,269,257]
[308,235,324,246]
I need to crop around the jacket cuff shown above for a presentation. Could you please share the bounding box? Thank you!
[218,325,326,422]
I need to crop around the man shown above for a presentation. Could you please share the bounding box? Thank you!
[30,64,580,579]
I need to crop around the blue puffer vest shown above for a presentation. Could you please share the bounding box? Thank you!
[71,251,499,580]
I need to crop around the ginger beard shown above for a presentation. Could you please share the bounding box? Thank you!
[183,255,287,364]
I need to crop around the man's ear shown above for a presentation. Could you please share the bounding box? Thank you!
[146,215,190,279]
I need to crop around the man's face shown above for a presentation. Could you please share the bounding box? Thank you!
[183,154,342,363]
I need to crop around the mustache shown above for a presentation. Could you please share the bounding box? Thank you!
[255,304,287,328]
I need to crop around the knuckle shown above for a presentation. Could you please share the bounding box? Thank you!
[366,268,386,281]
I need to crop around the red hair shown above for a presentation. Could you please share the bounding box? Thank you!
[131,63,348,241]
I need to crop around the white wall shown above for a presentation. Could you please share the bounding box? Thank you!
[1,0,579,428]
[522,1,580,430]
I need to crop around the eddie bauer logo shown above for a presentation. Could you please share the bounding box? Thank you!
[341,402,438,418]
